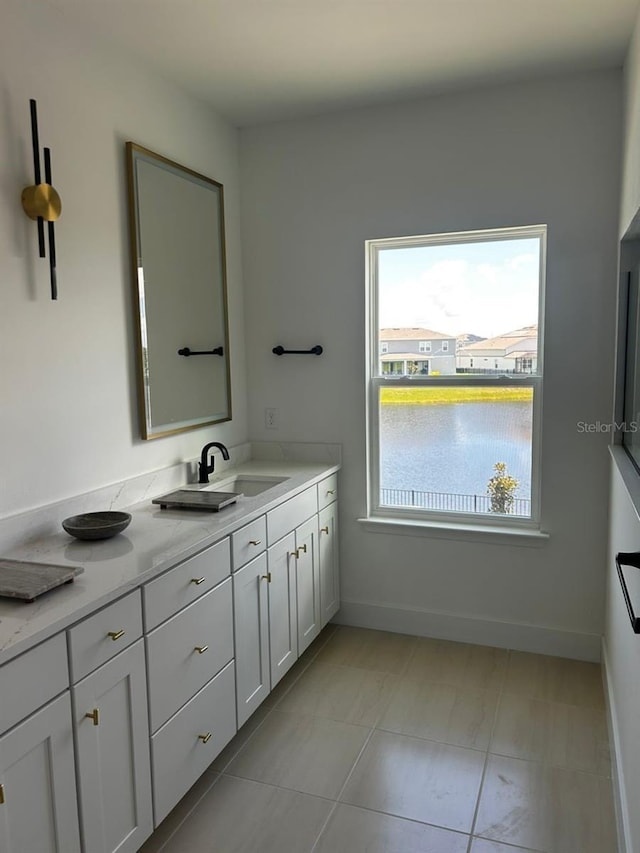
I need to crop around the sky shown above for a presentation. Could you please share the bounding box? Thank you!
[378,236,541,339]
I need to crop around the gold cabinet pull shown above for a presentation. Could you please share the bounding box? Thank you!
[290,551,298,559]
[85,708,100,726]
[249,539,262,546]
[261,572,272,583]
[194,645,209,654]
[107,630,125,641]
[191,577,206,585]
[0,783,5,805]
[298,543,307,555]
[198,732,212,744]
[320,526,329,534]
[327,489,336,495]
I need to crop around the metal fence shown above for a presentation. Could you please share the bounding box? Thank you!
[380,487,531,516]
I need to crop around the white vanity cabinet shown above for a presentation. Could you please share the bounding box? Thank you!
[0,462,339,852]
[143,538,236,826]
[71,592,152,853]
[233,552,270,727]
[0,636,81,853]
[318,492,340,627]
[292,515,321,655]
[266,532,298,687]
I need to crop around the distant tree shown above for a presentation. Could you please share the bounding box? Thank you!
[487,462,518,514]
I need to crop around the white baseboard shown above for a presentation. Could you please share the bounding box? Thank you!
[334,599,602,662]
[601,639,630,853]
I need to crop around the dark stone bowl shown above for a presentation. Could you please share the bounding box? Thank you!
[62,511,132,541]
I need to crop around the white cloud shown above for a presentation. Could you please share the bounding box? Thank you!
[379,250,539,338]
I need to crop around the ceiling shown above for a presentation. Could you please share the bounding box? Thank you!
[44,0,639,126]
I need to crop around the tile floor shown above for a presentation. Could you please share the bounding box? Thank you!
[140,625,617,853]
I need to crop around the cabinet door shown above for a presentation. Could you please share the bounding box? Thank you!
[295,516,321,655]
[233,553,270,727]
[74,640,153,853]
[267,532,297,687]
[0,692,81,853]
[318,502,340,626]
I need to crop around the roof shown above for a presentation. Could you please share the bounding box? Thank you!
[458,325,538,354]
[380,327,452,341]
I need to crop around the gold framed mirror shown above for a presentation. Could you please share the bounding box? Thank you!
[126,143,232,439]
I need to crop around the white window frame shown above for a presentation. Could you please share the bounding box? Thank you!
[365,224,546,531]
[380,342,388,354]
[419,341,431,353]
[442,341,449,352]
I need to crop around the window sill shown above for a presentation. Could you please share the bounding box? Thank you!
[357,515,550,547]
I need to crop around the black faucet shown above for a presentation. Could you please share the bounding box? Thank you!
[198,442,230,484]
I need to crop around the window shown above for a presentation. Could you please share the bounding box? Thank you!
[380,342,389,354]
[366,225,545,528]
[419,341,431,353]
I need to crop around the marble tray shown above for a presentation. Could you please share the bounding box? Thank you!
[0,559,84,603]
[152,490,240,511]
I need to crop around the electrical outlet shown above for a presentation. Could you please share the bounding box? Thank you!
[265,407,278,429]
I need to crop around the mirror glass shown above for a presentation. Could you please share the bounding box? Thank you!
[126,142,232,439]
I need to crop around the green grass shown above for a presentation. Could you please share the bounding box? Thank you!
[380,386,533,405]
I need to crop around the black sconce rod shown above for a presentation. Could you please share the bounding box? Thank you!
[44,148,57,300]
[615,551,640,633]
[178,346,224,357]
[29,99,46,259]
[272,345,323,356]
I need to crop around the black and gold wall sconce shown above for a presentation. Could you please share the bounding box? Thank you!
[21,99,61,300]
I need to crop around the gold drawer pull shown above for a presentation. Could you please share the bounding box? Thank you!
[261,572,272,583]
[85,708,100,726]
[290,551,298,559]
[326,489,336,495]
[198,732,212,744]
[0,783,5,804]
[249,539,262,546]
[298,544,307,555]
[107,630,125,641]
[320,526,329,534]
[191,577,206,586]
[194,645,209,654]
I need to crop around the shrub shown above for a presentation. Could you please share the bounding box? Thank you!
[487,462,519,514]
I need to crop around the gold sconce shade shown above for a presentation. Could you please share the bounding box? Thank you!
[21,183,62,222]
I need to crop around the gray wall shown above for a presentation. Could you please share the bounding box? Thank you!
[604,6,640,850]
[241,70,622,659]
[0,0,248,517]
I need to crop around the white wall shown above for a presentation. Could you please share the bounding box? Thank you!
[241,70,622,659]
[0,0,247,518]
[604,6,640,851]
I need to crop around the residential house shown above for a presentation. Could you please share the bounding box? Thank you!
[456,324,538,373]
[379,327,457,375]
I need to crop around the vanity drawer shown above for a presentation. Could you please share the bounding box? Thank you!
[0,633,69,733]
[144,538,231,630]
[151,660,236,825]
[267,486,318,546]
[317,473,338,510]
[68,590,142,683]
[231,516,266,571]
[146,577,233,732]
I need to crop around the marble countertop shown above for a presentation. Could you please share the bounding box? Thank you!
[0,460,339,666]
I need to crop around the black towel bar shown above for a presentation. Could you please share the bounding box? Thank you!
[178,347,224,357]
[272,345,323,356]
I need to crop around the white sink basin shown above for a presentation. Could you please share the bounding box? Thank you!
[203,474,289,497]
